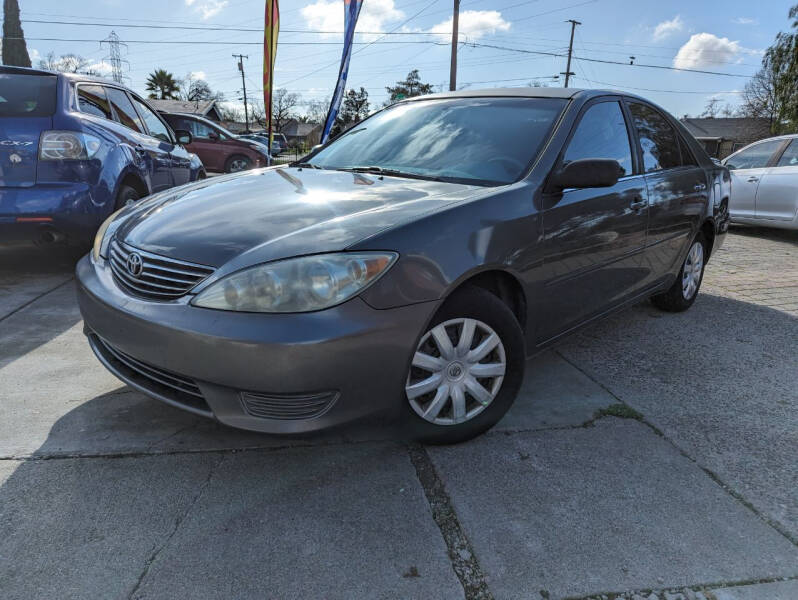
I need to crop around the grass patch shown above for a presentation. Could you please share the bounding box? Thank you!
[594,403,644,421]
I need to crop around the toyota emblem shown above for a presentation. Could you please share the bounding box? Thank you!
[126,253,143,277]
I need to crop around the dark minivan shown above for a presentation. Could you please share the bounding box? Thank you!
[78,88,730,443]
[0,66,205,246]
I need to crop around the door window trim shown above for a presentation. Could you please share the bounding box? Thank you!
[128,92,176,145]
[74,82,114,121]
[765,138,794,168]
[623,98,694,175]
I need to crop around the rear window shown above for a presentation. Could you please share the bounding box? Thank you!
[0,73,57,117]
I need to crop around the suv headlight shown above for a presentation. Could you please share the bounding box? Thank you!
[192,252,398,312]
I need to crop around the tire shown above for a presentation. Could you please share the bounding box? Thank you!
[651,232,707,312]
[225,155,252,173]
[114,184,140,210]
[403,286,525,444]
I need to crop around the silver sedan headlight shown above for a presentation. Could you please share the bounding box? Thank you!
[192,252,398,313]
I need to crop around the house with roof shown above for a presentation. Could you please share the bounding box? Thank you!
[281,119,322,148]
[679,117,773,159]
[147,99,222,122]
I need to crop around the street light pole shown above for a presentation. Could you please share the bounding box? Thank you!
[449,0,460,91]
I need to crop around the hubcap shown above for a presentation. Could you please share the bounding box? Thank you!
[682,241,704,300]
[230,159,249,172]
[406,318,506,426]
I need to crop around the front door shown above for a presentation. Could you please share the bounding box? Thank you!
[724,139,786,220]
[754,138,798,221]
[539,98,649,341]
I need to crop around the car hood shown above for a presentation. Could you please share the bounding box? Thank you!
[116,167,483,268]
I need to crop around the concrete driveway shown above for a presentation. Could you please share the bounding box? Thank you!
[0,228,796,600]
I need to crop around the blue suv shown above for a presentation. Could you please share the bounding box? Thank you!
[0,66,205,246]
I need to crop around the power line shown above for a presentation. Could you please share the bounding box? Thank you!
[10,36,445,46]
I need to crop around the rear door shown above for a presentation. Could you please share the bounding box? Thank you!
[0,71,57,188]
[129,96,191,187]
[753,138,798,221]
[626,101,707,280]
[539,98,649,341]
[106,87,172,192]
[723,139,786,220]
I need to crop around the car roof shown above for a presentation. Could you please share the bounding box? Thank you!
[402,87,635,102]
[0,65,131,87]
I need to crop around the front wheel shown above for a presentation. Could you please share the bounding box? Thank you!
[651,232,706,312]
[225,155,252,173]
[114,184,140,210]
[403,286,525,444]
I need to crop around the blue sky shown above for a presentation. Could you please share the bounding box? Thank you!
[10,0,797,118]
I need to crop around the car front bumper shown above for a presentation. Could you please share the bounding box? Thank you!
[76,255,437,434]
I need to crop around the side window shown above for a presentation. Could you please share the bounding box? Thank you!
[77,85,112,119]
[628,102,681,172]
[106,88,143,133]
[776,139,798,167]
[563,101,633,177]
[725,140,784,170]
[192,120,219,139]
[131,97,172,143]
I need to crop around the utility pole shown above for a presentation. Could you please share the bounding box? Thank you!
[449,0,460,91]
[561,19,580,88]
[233,54,250,132]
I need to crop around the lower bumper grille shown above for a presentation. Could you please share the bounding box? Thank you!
[90,335,212,416]
[240,390,338,420]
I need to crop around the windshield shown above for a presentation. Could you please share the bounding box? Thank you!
[0,74,57,117]
[309,97,566,185]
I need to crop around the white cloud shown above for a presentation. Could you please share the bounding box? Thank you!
[673,33,741,69]
[428,10,510,41]
[188,70,206,80]
[301,0,403,38]
[653,15,684,41]
[732,17,758,25]
[185,0,228,20]
[87,61,114,76]
[29,48,40,62]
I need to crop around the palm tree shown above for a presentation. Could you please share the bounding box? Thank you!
[145,69,180,100]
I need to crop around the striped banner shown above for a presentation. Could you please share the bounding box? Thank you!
[321,0,363,144]
[263,0,280,144]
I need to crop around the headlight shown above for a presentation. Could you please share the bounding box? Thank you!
[40,131,102,160]
[92,208,125,262]
[192,252,398,312]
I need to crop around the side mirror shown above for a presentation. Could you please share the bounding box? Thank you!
[549,158,622,191]
[174,129,192,145]
[208,131,220,141]
[310,144,323,153]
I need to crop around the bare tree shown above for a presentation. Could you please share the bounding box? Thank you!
[272,88,301,132]
[739,67,779,129]
[179,73,225,104]
[701,97,721,118]
[38,52,99,75]
[304,97,331,125]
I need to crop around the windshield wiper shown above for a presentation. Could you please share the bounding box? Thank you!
[339,166,445,181]
[291,161,322,169]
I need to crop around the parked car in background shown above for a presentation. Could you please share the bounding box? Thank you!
[78,88,729,444]
[159,112,270,173]
[0,66,204,247]
[722,135,798,230]
[239,132,285,156]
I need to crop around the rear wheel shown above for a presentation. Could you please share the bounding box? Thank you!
[651,232,706,312]
[114,184,140,210]
[225,155,252,173]
[403,286,525,444]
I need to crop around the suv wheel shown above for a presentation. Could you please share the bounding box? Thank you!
[225,155,252,173]
[404,286,525,444]
[114,184,140,210]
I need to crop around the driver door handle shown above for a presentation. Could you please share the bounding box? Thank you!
[747,176,759,183]
[630,197,647,211]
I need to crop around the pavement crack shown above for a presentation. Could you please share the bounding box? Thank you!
[407,444,493,600]
[127,453,224,599]
[554,348,798,548]
[0,276,74,324]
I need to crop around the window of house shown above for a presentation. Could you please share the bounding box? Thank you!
[628,102,681,172]
[563,101,633,177]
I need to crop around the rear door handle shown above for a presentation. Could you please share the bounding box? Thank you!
[694,183,707,192]
[630,197,647,211]
[747,176,759,183]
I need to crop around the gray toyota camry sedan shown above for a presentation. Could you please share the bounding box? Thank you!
[77,88,730,443]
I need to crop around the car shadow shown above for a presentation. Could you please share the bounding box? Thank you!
[728,224,797,243]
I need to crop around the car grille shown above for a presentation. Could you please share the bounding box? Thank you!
[90,335,211,416]
[109,238,215,301]
[240,391,339,420]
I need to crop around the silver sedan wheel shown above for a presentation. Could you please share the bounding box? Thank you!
[682,241,704,300]
[406,318,506,426]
